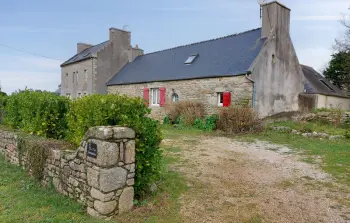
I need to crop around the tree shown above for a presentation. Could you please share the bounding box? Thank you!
[324,7,350,94]
[324,51,350,91]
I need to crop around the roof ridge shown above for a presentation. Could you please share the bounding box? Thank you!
[143,28,261,56]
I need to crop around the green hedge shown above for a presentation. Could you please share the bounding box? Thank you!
[2,90,162,197]
[67,94,162,196]
[4,90,69,139]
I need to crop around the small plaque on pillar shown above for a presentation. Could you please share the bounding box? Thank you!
[87,142,98,158]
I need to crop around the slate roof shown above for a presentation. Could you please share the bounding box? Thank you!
[302,65,348,98]
[107,28,265,86]
[61,41,109,67]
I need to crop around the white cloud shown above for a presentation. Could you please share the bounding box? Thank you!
[297,47,333,72]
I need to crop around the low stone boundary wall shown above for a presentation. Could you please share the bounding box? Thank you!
[0,126,135,219]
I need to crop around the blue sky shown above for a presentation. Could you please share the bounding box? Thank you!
[0,0,349,94]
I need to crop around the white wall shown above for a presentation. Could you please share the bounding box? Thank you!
[316,94,350,110]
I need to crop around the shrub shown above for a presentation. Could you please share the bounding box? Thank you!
[4,90,69,139]
[194,115,218,132]
[67,94,162,197]
[216,106,261,133]
[0,94,7,124]
[166,101,204,125]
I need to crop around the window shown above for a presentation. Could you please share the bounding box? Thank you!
[76,71,79,84]
[72,72,75,83]
[172,93,179,103]
[184,54,198,64]
[217,92,223,106]
[84,70,88,80]
[84,92,87,96]
[151,88,160,105]
[78,93,81,98]
[66,93,71,99]
[320,80,335,92]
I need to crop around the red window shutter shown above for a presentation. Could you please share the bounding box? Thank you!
[143,88,149,106]
[223,92,231,107]
[160,88,166,107]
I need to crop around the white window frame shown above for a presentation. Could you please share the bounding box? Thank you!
[217,92,223,107]
[172,93,179,103]
[151,88,160,106]
[66,93,71,99]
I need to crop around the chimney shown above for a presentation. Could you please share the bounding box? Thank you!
[77,43,93,54]
[109,27,131,46]
[261,1,291,38]
[128,44,144,62]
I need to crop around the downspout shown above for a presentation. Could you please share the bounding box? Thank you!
[245,71,256,109]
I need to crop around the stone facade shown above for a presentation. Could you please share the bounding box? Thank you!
[108,75,253,120]
[61,28,143,99]
[0,126,136,219]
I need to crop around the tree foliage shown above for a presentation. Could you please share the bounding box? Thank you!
[323,51,350,91]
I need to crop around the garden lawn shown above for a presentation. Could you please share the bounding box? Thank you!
[0,150,187,223]
[0,155,101,223]
[241,130,350,186]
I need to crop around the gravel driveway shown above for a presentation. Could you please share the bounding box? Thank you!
[162,135,350,223]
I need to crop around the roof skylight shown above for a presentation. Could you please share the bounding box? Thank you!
[184,54,198,64]
[320,80,335,92]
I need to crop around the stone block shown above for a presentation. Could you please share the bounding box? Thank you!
[87,207,102,218]
[86,126,113,140]
[127,179,134,186]
[127,173,135,179]
[51,149,61,160]
[99,167,127,193]
[130,164,135,173]
[87,167,99,188]
[94,200,117,215]
[53,177,62,192]
[118,187,134,213]
[91,187,114,202]
[124,140,135,164]
[113,127,135,139]
[86,140,119,168]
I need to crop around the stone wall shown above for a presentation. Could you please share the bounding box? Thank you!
[0,126,136,219]
[108,75,253,120]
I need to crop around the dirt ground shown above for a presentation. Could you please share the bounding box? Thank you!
[162,135,350,223]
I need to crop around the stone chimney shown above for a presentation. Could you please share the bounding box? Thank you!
[109,28,131,47]
[77,43,93,54]
[128,44,144,62]
[261,1,291,38]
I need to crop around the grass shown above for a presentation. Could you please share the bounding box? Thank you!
[0,155,101,223]
[0,145,187,223]
[161,124,207,140]
[270,120,348,135]
[115,147,188,223]
[240,129,350,186]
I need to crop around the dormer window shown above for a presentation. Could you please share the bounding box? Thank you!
[184,54,198,64]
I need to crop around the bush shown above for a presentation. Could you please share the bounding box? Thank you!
[194,115,218,132]
[166,101,204,125]
[67,94,162,197]
[4,90,69,139]
[216,106,261,133]
[0,94,7,124]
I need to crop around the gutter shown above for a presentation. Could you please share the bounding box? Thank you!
[245,71,256,109]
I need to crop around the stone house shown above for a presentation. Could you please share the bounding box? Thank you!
[60,28,143,99]
[107,1,307,120]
